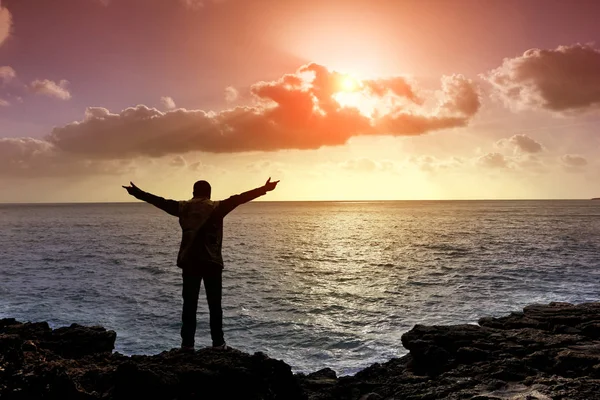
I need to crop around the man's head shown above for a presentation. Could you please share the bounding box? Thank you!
[193,180,211,199]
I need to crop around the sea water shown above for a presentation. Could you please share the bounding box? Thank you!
[1,200,599,375]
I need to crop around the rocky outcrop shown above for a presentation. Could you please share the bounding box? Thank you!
[298,302,600,399]
[0,318,303,399]
[2,302,600,399]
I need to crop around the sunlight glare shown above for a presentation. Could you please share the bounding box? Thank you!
[340,75,360,92]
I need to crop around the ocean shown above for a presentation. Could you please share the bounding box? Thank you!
[1,200,599,375]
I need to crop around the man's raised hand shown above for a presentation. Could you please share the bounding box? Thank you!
[122,181,141,196]
[264,177,280,192]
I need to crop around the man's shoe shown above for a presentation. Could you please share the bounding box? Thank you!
[212,342,228,350]
[180,345,195,353]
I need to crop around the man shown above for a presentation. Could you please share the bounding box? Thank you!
[122,178,279,351]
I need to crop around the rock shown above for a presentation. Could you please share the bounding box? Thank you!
[0,321,305,400]
[3,302,600,399]
[358,393,382,400]
[43,324,116,358]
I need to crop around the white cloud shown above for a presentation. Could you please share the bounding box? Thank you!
[225,86,238,103]
[0,98,9,107]
[161,96,176,110]
[30,79,72,100]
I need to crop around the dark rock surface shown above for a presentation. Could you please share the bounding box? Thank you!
[2,302,600,399]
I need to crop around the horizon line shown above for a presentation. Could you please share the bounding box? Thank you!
[1,198,598,206]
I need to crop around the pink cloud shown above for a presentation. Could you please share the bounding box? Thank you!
[225,86,238,103]
[47,63,480,159]
[0,66,16,84]
[0,3,11,47]
[30,79,72,100]
[161,96,176,110]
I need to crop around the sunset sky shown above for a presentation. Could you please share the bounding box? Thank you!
[2,0,600,202]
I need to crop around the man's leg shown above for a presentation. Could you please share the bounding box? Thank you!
[203,270,225,347]
[181,274,202,348]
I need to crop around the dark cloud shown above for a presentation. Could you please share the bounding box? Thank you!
[496,134,543,153]
[560,154,588,169]
[477,152,508,169]
[485,44,600,114]
[0,138,134,177]
[509,134,543,153]
[47,63,480,159]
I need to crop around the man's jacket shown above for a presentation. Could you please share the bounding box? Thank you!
[132,186,267,273]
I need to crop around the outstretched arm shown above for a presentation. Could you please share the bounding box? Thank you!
[122,182,180,217]
[217,177,279,217]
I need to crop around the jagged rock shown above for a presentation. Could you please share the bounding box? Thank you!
[3,302,600,399]
[0,319,304,399]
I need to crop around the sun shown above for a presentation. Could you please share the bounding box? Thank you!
[339,74,360,92]
[333,74,376,116]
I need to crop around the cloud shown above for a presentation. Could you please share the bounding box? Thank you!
[339,158,395,173]
[0,66,16,84]
[477,152,508,169]
[180,0,225,10]
[0,138,134,177]
[560,154,588,169]
[225,86,238,103]
[96,0,226,9]
[0,98,8,107]
[161,96,176,110]
[245,160,286,174]
[409,155,464,172]
[46,63,480,159]
[30,79,72,100]
[363,77,420,103]
[0,3,11,47]
[496,134,543,154]
[169,155,187,168]
[485,44,600,114]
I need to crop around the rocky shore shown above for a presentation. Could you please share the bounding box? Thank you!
[1,302,600,399]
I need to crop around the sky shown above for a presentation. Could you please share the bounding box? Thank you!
[1,0,600,202]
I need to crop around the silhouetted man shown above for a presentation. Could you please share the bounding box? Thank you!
[123,178,279,350]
